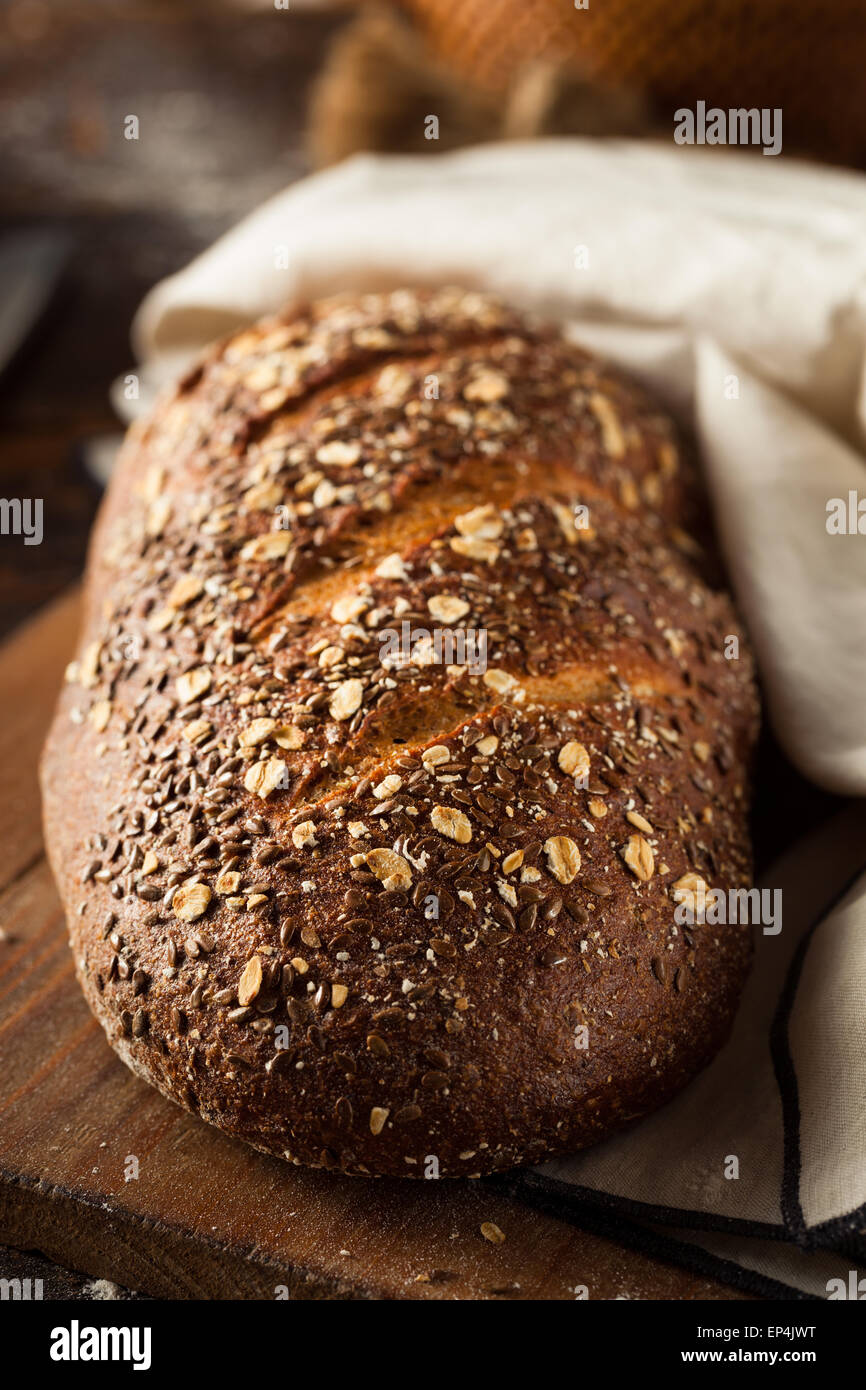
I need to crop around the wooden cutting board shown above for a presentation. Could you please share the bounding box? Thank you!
[0,592,745,1300]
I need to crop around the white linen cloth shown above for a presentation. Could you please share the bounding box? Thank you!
[130,141,866,1296]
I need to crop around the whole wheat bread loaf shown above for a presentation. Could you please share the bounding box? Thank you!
[42,288,758,1177]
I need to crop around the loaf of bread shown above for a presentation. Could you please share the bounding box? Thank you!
[42,288,758,1177]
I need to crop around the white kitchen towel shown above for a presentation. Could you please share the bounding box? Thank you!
[130,140,866,1296]
[131,139,866,798]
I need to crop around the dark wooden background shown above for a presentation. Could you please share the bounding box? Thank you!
[0,0,346,635]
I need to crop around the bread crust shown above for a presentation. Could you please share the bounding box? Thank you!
[41,287,758,1177]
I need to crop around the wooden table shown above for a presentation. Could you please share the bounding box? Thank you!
[0,593,752,1299]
